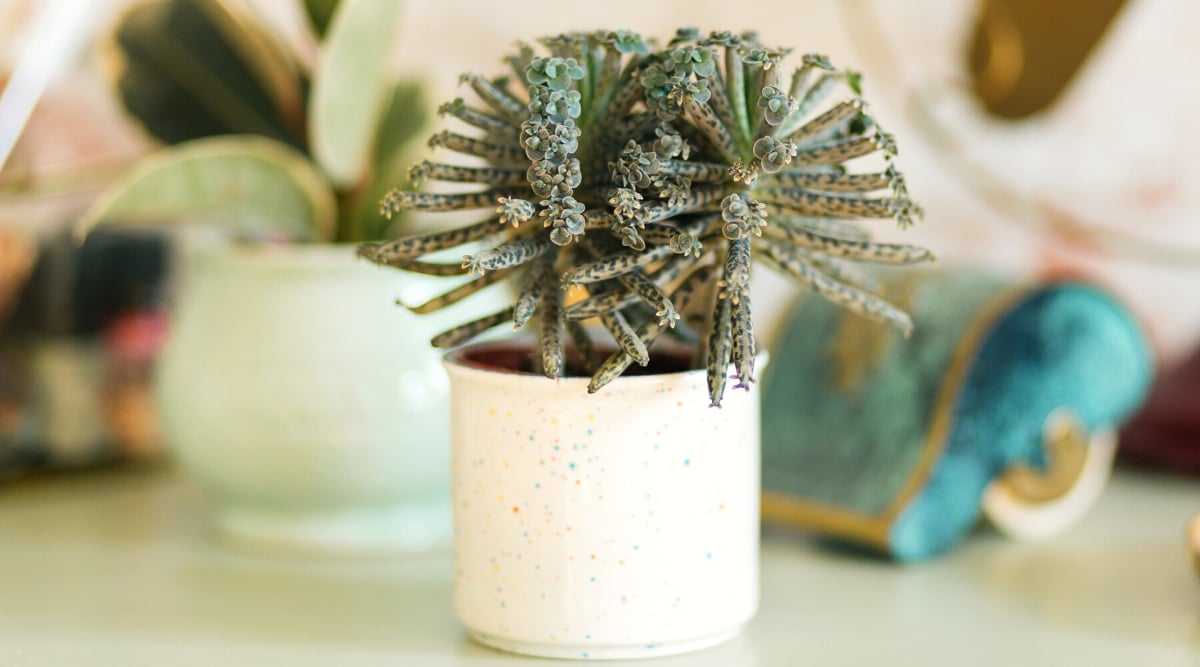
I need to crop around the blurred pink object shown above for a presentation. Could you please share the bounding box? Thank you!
[105,309,168,363]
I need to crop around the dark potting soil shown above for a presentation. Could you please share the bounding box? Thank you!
[455,343,697,378]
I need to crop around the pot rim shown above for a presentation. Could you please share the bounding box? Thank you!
[441,338,768,393]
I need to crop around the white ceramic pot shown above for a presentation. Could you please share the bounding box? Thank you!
[445,343,761,660]
[158,244,470,555]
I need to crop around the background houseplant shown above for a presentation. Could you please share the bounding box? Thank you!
[82,0,426,243]
[359,28,934,658]
[75,0,467,554]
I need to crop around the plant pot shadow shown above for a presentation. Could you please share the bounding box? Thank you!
[761,523,894,565]
[170,553,460,653]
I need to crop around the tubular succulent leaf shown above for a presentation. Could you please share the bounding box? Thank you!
[361,29,934,405]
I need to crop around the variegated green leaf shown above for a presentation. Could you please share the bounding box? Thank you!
[309,0,405,187]
[348,80,429,240]
[108,0,306,147]
[77,136,337,242]
[302,0,341,39]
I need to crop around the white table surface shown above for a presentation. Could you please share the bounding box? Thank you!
[0,466,1197,667]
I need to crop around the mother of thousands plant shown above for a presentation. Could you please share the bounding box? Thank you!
[358,28,933,407]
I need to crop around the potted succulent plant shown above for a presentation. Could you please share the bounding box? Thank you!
[74,0,464,554]
[358,28,934,658]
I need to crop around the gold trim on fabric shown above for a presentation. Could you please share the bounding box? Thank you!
[761,492,890,547]
[878,287,1033,521]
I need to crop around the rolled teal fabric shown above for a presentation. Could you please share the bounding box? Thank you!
[761,271,1153,561]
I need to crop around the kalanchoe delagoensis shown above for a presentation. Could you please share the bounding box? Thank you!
[359,29,934,406]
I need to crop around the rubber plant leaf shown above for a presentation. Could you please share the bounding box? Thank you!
[107,0,306,148]
[77,136,337,242]
[348,80,429,240]
[303,0,341,39]
[309,0,405,187]
[371,80,427,177]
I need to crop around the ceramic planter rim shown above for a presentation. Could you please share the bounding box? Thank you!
[442,338,768,394]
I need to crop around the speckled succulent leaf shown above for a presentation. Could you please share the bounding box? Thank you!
[401,266,516,314]
[360,29,934,405]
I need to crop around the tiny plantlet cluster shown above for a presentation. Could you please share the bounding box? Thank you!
[358,28,933,406]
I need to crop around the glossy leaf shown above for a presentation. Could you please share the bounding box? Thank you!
[108,0,306,147]
[303,0,341,39]
[372,80,428,176]
[77,136,337,242]
[309,0,405,187]
[347,80,429,240]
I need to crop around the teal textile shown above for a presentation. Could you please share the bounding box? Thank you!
[762,272,1153,561]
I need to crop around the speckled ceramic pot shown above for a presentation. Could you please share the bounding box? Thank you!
[444,343,761,660]
[158,244,477,555]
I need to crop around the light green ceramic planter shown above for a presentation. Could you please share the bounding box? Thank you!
[157,244,476,555]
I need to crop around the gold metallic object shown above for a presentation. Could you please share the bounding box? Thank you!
[968,0,1130,119]
[984,408,1117,541]
[971,0,1025,111]
[0,230,35,324]
[997,409,1090,504]
[1187,514,1200,579]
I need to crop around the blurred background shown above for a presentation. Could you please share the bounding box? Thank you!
[2,0,1199,477]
